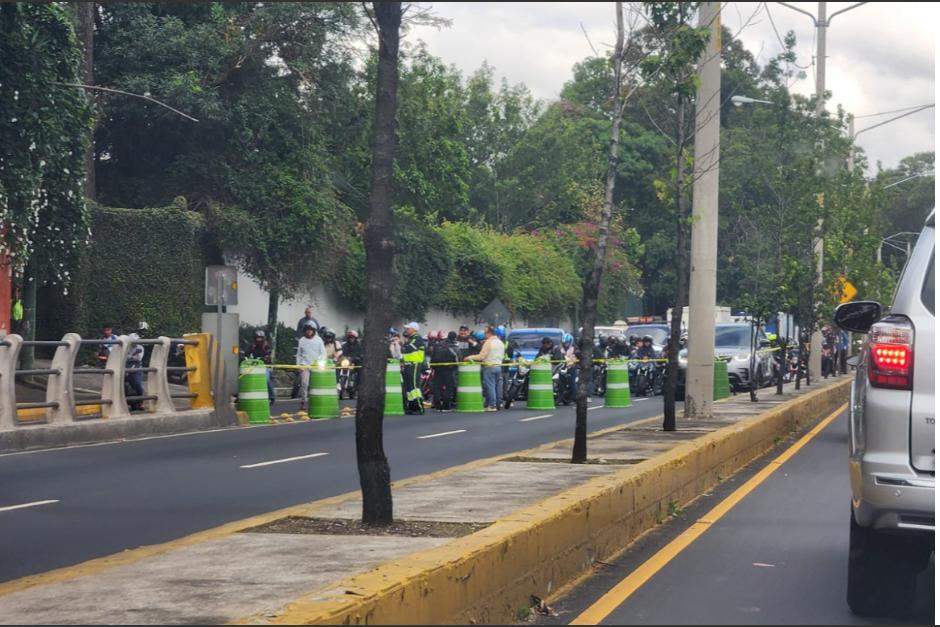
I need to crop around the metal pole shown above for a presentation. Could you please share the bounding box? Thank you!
[808,1,827,382]
[686,1,721,418]
[847,114,855,170]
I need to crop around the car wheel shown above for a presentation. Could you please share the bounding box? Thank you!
[846,508,929,617]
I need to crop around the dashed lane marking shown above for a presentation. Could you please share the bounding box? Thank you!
[417,429,467,439]
[0,500,59,513]
[240,453,329,469]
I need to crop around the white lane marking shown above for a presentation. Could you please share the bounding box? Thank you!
[587,405,605,411]
[520,414,553,422]
[417,429,466,440]
[635,398,650,402]
[0,499,59,513]
[240,452,329,469]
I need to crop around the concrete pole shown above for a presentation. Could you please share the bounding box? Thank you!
[847,114,855,170]
[808,1,827,382]
[685,2,721,419]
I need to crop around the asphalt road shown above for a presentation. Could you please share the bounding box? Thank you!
[0,396,668,583]
[536,410,935,625]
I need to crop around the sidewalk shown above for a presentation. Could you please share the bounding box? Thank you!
[0,377,850,625]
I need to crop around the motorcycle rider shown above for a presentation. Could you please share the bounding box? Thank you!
[339,330,363,397]
[536,336,564,362]
[247,329,275,405]
[635,335,656,360]
[561,333,580,402]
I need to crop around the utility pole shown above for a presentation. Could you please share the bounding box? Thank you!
[685,1,721,419]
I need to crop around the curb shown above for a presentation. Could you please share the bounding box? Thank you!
[240,379,850,625]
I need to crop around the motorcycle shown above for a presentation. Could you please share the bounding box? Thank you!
[592,362,607,397]
[632,361,663,397]
[503,362,530,409]
[552,362,573,406]
[336,357,359,400]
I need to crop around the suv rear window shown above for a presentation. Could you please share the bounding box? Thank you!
[922,253,935,315]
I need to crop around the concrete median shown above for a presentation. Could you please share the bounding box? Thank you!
[239,379,849,625]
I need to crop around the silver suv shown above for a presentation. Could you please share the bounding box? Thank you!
[834,210,934,617]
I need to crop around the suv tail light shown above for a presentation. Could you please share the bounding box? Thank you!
[868,319,914,390]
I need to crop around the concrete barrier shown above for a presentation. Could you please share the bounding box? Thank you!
[246,378,849,625]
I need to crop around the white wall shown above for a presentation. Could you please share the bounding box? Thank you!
[229,273,520,335]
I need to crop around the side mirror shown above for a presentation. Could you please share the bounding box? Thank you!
[834,301,882,334]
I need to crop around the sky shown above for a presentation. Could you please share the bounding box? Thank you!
[406,2,936,176]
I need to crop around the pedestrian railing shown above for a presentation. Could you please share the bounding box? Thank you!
[0,332,214,429]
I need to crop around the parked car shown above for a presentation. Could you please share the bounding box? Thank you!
[833,209,934,617]
[677,323,774,393]
[505,327,565,362]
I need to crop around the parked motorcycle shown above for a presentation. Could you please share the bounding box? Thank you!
[632,362,663,397]
[592,362,607,397]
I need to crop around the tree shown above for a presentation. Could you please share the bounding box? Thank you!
[356,0,403,526]
[0,3,91,368]
[639,2,711,431]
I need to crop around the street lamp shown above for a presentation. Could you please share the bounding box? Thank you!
[877,232,919,264]
[731,95,774,107]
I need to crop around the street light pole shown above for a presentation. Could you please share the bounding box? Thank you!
[776,1,867,382]
[686,1,721,419]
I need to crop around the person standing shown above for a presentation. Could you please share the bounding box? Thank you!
[430,331,459,411]
[455,325,472,359]
[388,328,403,360]
[97,324,119,366]
[291,307,320,398]
[465,325,505,412]
[296,322,325,412]
[125,332,145,411]
[401,322,426,414]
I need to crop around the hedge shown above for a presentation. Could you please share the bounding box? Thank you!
[39,199,208,342]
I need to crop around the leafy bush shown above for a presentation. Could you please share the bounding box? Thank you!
[434,221,504,314]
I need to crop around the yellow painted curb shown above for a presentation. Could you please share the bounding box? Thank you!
[17,404,102,422]
[0,404,639,600]
[235,379,850,625]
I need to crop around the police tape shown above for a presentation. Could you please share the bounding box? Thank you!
[262,357,675,371]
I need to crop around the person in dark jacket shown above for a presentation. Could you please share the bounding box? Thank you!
[430,332,460,411]
[247,329,275,405]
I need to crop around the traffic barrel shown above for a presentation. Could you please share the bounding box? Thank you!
[238,359,271,424]
[384,359,405,416]
[713,359,731,400]
[605,359,632,408]
[308,360,339,419]
[527,361,555,410]
[457,362,485,412]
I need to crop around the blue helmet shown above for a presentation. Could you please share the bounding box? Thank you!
[563,333,573,345]
[473,330,485,341]
[495,325,506,340]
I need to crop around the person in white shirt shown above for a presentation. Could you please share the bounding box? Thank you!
[464,325,505,411]
[297,322,326,411]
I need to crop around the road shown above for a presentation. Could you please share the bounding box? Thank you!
[537,410,934,625]
[0,396,668,583]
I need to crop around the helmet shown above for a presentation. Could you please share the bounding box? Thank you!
[563,333,573,345]
[628,334,638,343]
[642,334,653,343]
[495,325,506,340]
[321,327,335,341]
[254,329,265,339]
[597,333,608,344]
[346,330,359,339]
[767,332,778,342]
[303,321,316,332]
[541,336,553,345]
[473,330,485,341]
[389,327,399,336]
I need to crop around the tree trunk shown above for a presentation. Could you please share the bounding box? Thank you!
[75,2,96,200]
[573,1,625,464]
[662,95,689,432]
[266,286,279,361]
[357,1,401,527]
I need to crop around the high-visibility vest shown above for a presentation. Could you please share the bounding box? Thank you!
[12,300,23,321]
[401,337,426,364]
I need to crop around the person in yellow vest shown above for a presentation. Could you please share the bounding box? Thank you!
[11,290,23,335]
[401,322,426,414]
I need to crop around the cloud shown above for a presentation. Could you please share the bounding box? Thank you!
[409,2,935,172]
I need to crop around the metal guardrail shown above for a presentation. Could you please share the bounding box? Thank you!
[0,332,214,429]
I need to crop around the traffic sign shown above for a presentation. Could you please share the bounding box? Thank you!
[835,275,857,304]
[205,265,238,306]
